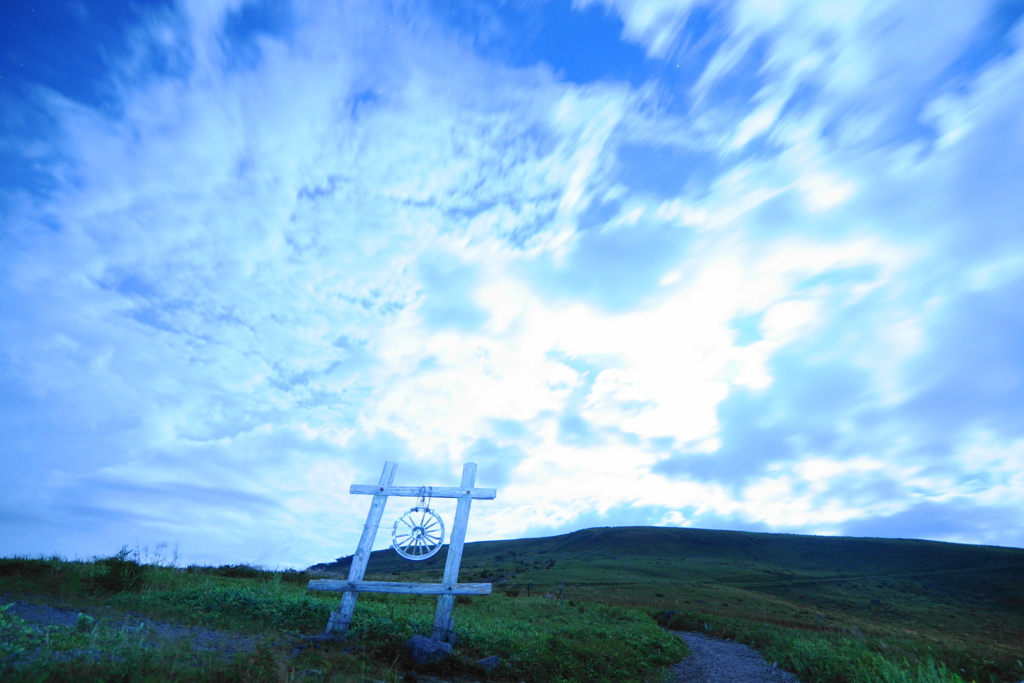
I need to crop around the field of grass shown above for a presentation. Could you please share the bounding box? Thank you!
[0,546,684,682]
[3,527,1023,682]
[319,526,1024,683]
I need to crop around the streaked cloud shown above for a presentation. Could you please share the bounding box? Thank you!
[1,0,1021,567]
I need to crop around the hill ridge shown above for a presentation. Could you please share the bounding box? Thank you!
[310,524,1024,576]
[309,524,1024,664]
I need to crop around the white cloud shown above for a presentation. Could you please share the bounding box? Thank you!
[574,0,703,58]
[3,0,1023,566]
[725,0,987,138]
[548,86,630,215]
[954,432,1024,506]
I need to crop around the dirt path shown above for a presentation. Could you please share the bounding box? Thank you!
[670,631,803,683]
[1,593,267,659]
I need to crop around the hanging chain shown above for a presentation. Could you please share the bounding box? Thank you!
[418,485,433,510]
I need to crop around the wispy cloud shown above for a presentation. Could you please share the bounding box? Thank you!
[1,0,1021,567]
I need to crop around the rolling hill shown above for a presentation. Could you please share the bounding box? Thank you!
[311,525,1024,669]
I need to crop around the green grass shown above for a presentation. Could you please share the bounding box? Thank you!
[4,527,1023,682]
[323,526,1024,683]
[656,610,1004,683]
[1,602,289,682]
[0,548,685,682]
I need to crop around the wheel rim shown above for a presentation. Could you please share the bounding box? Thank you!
[391,507,445,560]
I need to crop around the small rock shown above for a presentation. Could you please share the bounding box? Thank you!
[406,635,452,666]
[477,655,500,672]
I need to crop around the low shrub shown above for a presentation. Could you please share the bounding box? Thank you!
[212,564,266,580]
[0,558,51,577]
[93,546,146,593]
[279,569,310,584]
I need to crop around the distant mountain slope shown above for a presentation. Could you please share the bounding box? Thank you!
[312,525,1023,589]
[310,525,1024,661]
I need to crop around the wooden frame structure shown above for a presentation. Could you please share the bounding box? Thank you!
[308,461,496,641]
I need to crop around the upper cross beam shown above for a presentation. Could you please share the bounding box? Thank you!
[348,484,497,500]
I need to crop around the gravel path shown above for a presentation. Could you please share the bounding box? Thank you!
[670,631,803,683]
[1,593,266,659]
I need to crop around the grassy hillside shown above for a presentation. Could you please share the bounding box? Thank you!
[313,526,1024,682]
[2,527,1022,682]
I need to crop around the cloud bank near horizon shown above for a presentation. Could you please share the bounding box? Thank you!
[1,0,1022,567]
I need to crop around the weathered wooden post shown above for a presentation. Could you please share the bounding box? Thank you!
[309,461,496,641]
[431,462,476,642]
[322,461,397,634]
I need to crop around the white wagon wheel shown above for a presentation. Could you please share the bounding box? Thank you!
[392,506,445,560]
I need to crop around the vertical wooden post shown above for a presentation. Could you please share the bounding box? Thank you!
[431,462,476,642]
[326,461,398,635]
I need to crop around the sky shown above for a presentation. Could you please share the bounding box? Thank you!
[1,0,1023,570]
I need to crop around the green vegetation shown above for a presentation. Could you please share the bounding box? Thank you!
[657,610,1000,683]
[324,526,1024,682]
[0,600,287,683]
[3,528,1023,682]
[0,545,683,682]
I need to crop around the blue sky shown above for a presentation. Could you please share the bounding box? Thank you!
[2,0,1022,569]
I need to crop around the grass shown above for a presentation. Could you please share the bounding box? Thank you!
[0,602,286,682]
[3,527,1023,681]
[656,610,1001,683]
[323,526,1024,683]
[0,547,685,682]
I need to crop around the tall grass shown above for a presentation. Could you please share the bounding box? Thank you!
[0,551,685,682]
[4,537,1022,683]
[655,609,1017,683]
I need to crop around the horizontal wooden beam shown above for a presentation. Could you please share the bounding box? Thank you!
[308,579,492,595]
[349,484,496,500]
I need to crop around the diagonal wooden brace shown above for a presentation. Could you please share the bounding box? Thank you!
[325,461,397,635]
